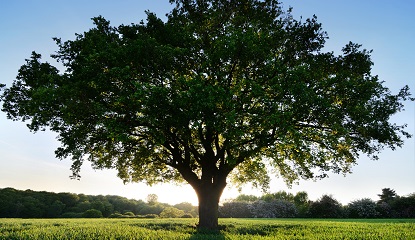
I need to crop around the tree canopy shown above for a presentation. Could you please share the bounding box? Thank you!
[1,0,412,229]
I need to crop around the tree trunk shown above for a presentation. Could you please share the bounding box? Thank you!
[194,180,226,231]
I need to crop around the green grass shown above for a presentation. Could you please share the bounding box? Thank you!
[0,218,414,239]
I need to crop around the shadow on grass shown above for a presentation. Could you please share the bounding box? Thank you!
[128,220,297,239]
[188,225,226,240]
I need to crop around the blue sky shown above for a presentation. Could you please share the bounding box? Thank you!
[0,0,414,205]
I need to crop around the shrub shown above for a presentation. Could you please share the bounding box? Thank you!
[249,200,298,218]
[82,209,103,218]
[123,211,135,217]
[308,195,344,218]
[160,207,185,218]
[109,213,124,218]
[219,201,252,218]
[390,195,415,218]
[347,198,379,218]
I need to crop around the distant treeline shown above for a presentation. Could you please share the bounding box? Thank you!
[0,188,197,218]
[219,188,415,218]
[1,187,414,219]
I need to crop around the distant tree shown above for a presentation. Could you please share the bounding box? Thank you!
[378,188,397,204]
[347,198,379,218]
[123,211,136,217]
[57,192,79,208]
[248,199,297,218]
[390,194,415,218]
[219,201,252,218]
[308,195,343,218]
[0,188,21,217]
[20,196,45,218]
[2,0,412,230]
[249,201,274,218]
[261,191,294,202]
[235,194,259,202]
[293,191,310,217]
[138,204,165,216]
[82,209,103,218]
[47,200,66,218]
[146,194,159,205]
[77,201,92,212]
[173,202,195,213]
[160,207,185,218]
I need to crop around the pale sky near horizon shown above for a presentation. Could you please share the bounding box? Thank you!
[0,1,414,206]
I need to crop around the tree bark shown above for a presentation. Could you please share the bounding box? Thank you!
[194,178,227,231]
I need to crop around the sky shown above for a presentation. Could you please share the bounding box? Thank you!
[0,0,414,206]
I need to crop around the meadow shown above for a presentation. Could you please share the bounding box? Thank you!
[1,218,414,239]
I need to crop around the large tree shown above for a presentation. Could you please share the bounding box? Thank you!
[1,0,412,229]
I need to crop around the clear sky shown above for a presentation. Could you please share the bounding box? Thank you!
[0,0,414,206]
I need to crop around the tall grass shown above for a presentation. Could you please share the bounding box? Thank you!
[0,218,414,239]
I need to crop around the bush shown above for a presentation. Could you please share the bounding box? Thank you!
[123,211,135,217]
[308,195,344,218]
[219,201,252,218]
[249,200,298,218]
[143,214,159,218]
[108,213,124,218]
[82,209,103,218]
[347,198,379,218]
[271,200,298,218]
[181,213,194,218]
[376,202,392,218]
[160,207,185,218]
[390,195,415,218]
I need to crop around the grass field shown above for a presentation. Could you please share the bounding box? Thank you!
[1,218,414,239]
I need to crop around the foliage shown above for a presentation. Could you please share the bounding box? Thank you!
[1,0,413,229]
[389,194,415,218]
[147,194,159,205]
[234,194,258,202]
[377,188,397,204]
[82,209,103,218]
[2,187,414,219]
[160,207,185,218]
[307,195,344,218]
[293,191,310,217]
[219,201,253,218]
[347,198,379,218]
[1,218,415,239]
[0,188,196,218]
[174,202,198,217]
[249,200,298,218]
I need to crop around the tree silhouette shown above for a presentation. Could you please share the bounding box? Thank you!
[1,0,412,230]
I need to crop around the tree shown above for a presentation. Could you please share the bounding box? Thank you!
[293,191,310,217]
[146,194,159,205]
[219,201,252,218]
[390,194,415,218]
[378,188,397,204]
[82,209,103,218]
[47,200,66,218]
[235,194,258,202]
[160,207,185,218]
[347,198,379,218]
[1,0,412,230]
[308,195,344,218]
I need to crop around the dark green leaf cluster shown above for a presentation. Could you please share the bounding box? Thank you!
[0,188,197,218]
[220,188,415,218]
